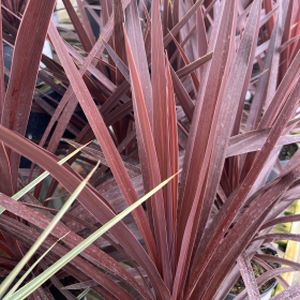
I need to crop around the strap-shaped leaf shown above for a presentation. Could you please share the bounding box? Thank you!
[8,171,179,300]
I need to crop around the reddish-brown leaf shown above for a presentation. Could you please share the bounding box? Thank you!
[124,26,172,288]
[62,0,93,51]
[0,125,169,299]
[47,22,158,263]
[1,0,56,189]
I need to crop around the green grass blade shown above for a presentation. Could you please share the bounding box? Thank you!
[0,161,100,298]
[0,141,91,216]
[3,232,70,299]
[8,170,180,300]
[76,287,90,299]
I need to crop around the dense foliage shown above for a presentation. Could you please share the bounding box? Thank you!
[0,0,300,299]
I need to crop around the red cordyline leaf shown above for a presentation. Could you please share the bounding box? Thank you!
[262,214,300,229]
[100,0,111,25]
[163,0,203,47]
[260,56,300,129]
[252,257,288,290]
[227,128,300,157]
[195,7,208,63]
[65,43,117,92]
[0,143,13,195]
[237,254,260,300]
[1,0,56,190]
[272,282,300,300]
[151,0,178,281]
[189,73,300,298]
[112,0,127,84]
[75,0,95,44]
[176,51,213,78]
[41,15,115,154]
[125,1,153,123]
[62,0,93,52]
[47,22,159,263]
[194,168,300,299]
[255,254,300,270]
[39,89,77,153]
[176,1,195,64]
[235,267,294,300]
[193,0,261,245]
[173,0,238,297]
[177,0,237,240]
[169,32,199,92]
[165,56,179,272]
[253,233,300,243]
[104,41,130,82]
[124,25,172,287]
[246,4,286,130]
[278,0,294,82]
[170,66,194,121]
[0,0,4,111]
[151,0,167,182]
[0,125,170,299]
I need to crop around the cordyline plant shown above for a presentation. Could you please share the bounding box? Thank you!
[1,0,300,299]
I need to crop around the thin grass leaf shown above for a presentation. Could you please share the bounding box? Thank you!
[0,141,91,216]
[76,288,90,300]
[0,161,100,298]
[3,232,70,299]
[8,171,180,300]
[0,214,132,300]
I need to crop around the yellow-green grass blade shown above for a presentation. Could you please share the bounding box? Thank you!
[8,170,180,300]
[0,141,91,216]
[3,232,70,299]
[0,161,100,298]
